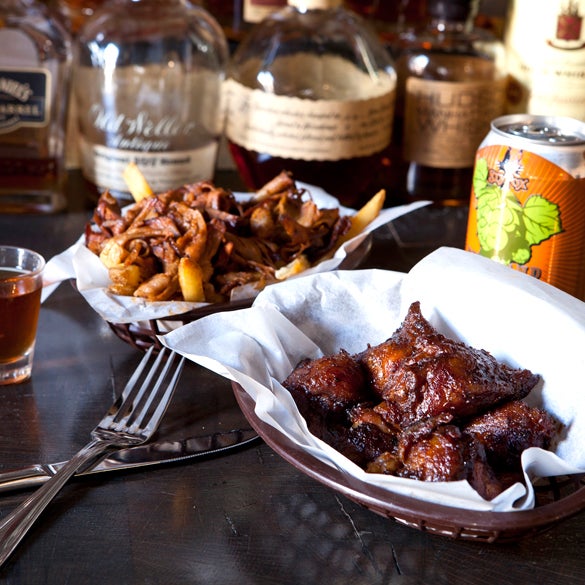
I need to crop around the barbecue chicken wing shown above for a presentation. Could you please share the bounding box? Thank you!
[358,301,540,427]
[463,400,560,472]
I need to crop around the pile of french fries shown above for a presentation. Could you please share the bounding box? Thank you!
[88,163,385,304]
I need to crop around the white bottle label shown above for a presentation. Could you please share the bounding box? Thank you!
[506,0,585,120]
[75,64,224,192]
[80,139,219,194]
[404,77,506,168]
[225,65,395,161]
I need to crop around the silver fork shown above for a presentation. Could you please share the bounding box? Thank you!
[0,346,185,567]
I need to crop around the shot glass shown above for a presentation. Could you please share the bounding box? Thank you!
[0,246,45,385]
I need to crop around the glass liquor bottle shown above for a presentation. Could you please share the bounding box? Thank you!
[225,0,397,209]
[51,0,107,36]
[505,0,585,121]
[344,0,428,47]
[202,0,287,46]
[0,0,72,213]
[74,0,229,202]
[393,0,506,206]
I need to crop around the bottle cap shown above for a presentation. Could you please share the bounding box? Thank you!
[288,0,342,9]
[427,0,475,21]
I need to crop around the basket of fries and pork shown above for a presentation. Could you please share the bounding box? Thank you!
[82,165,390,349]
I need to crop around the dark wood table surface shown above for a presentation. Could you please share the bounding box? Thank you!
[0,172,583,584]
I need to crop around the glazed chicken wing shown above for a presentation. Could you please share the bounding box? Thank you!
[358,302,540,426]
[463,400,560,471]
[283,351,378,459]
[282,350,371,432]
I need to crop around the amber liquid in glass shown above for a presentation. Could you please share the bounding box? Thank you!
[0,269,42,362]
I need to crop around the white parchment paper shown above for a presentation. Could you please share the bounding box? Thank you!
[41,184,428,324]
[159,247,585,512]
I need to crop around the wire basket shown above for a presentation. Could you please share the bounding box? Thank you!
[107,298,254,351]
[232,382,585,543]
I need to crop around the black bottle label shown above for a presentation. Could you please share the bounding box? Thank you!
[0,68,50,134]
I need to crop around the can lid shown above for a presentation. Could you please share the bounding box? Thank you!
[493,115,585,146]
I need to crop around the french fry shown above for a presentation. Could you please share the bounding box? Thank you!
[178,257,206,302]
[275,254,311,280]
[337,189,385,247]
[123,162,154,202]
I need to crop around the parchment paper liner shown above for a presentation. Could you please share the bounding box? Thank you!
[159,247,585,512]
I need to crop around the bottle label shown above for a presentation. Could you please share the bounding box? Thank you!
[0,68,50,134]
[287,0,342,9]
[506,0,585,120]
[74,64,225,191]
[225,76,395,161]
[243,0,287,23]
[83,103,201,152]
[80,139,219,193]
[404,77,506,168]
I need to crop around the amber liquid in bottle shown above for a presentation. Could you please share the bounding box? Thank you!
[387,0,506,206]
[53,0,107,35]
[0,153,61,213]
[229,144,391,209]
[0,1,71,213]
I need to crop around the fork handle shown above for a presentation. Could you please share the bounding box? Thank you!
[0,438,114,567]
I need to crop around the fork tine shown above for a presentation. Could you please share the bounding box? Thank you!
[113,347,169,426]
[125,349,185,433]
[102,347,183,435]
[106,346,158,422]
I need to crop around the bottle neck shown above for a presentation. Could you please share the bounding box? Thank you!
[426,0,477,30]
[287,0,342,10]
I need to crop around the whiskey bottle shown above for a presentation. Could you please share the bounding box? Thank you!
[225,0,397,208]
[52,0,107,35]
[0,0,72,213]
[74,0,229,202]
[202,0,287,45]
[344,0,428,46]
[392,0,506,206]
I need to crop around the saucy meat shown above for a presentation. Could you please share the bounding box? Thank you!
[357,301,539,427]
[463,400,560,472]
[282,301,560,500]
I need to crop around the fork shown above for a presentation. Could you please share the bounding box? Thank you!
[0,346,185,567]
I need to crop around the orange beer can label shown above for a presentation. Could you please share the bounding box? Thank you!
[465,116,585,301]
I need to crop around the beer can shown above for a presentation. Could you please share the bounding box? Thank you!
[465,114,585,301]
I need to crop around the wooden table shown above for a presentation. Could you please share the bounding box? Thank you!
[0,173,583,584]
